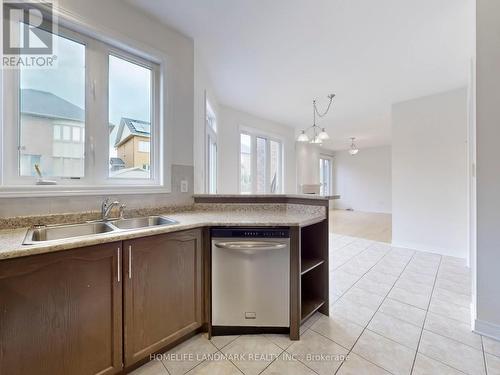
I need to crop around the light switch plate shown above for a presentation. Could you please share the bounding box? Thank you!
[180,180,188,193]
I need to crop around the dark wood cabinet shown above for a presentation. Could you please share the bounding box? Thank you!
[0,242,123,375]
[123,229,203,366]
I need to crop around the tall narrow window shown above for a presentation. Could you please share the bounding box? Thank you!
[240,130,283,193]
[206,100,217,193]
[269,140,282,193]
[319,157,332,196]
[108,55,152,179]
[256,137,267,193]
[240,133,252,193]
[19,32,85,178]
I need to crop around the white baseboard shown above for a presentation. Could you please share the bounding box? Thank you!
[391,240,467,259]
[474,318,500,341]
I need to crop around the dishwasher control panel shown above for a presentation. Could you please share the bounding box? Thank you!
[211,228,289,238]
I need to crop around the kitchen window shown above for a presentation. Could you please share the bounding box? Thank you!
[1,16,161,190]
[239,130,283,194]
[319,157,332,196]
[205,100,217,193]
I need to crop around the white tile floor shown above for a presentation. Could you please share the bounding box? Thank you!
[132,234,500,375]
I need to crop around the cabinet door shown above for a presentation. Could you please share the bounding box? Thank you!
[0,243,123,375]
[123,229,203,366]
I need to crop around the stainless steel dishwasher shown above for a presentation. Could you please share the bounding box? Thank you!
[211,228,290,335]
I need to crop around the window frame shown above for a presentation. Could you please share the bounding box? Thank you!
[205,97,217,194]
[319,155,333,196]
[238,127,284,194]
[104,48,160,185]
[0,13,163,194]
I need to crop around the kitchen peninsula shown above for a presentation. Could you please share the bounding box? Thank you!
[0,194,333,374]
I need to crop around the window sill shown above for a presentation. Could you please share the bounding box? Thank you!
[0,185,172,198]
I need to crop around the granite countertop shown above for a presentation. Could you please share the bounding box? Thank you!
[0,205,326,261]
[193,194,340,200]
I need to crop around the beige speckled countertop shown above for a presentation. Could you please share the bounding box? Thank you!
[193,194,340,200]
[0,204,326,261]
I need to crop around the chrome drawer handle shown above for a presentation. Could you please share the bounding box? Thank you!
[214,241,286,251]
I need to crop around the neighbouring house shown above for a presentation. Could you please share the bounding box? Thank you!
[20,88,85,177]
[113,117,151,171]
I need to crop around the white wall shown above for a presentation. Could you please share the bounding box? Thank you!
[333,146,392,213]
[217,105,297,194]
[392,88,468,258]
[475,0,500,339]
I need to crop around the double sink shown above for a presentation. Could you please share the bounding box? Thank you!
[23,216,178,245]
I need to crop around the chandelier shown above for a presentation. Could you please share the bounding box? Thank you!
[297,94,335,144]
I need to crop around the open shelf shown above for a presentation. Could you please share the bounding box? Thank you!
[301,299,326,323]
[301,258,325,275]
[299,220,329,326]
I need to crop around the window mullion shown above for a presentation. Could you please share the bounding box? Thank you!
[2,69,19,184]
[266,137,271,193]
[251,135,257,194]
[86,40,109,185]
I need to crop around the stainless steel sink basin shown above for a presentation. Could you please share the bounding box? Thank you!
[109,216,178,230]
[24,222,115,244]
[23,215,178,245]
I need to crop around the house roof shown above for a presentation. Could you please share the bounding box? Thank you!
[20,89,85,122]
[114,117,151,147]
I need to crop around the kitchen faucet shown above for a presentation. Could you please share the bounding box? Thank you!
[101,198,126,221]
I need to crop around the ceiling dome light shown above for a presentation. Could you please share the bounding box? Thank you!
[349,137,359,155]
[297,130,309,142]
[318,128,330,140]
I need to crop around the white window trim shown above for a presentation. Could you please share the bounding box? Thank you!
[204,94,217,193]
[238,126,284,194]
[0,5,170,197]
[319,154,333,196]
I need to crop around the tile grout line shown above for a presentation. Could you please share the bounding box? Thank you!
[408,260,484,375]
[282,350,322,375]
[289,317,328,374]
[330,242,391,304]
[332,242,410,312]
[223,347,246,375]
[255,347,286,375]
[330,237,374,272]
[220,334,284,375]
[333,245,417,374]
[482,336,489,375]
[178,339,222,375]
[331,245,368,272]
[160,358,172,375]
[409,254,442,374]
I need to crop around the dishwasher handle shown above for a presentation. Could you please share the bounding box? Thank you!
[214,241,287,251]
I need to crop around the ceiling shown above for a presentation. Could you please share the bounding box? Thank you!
[127,0,474,150]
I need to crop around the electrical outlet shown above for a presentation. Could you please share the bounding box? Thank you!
[180,180,188,193]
